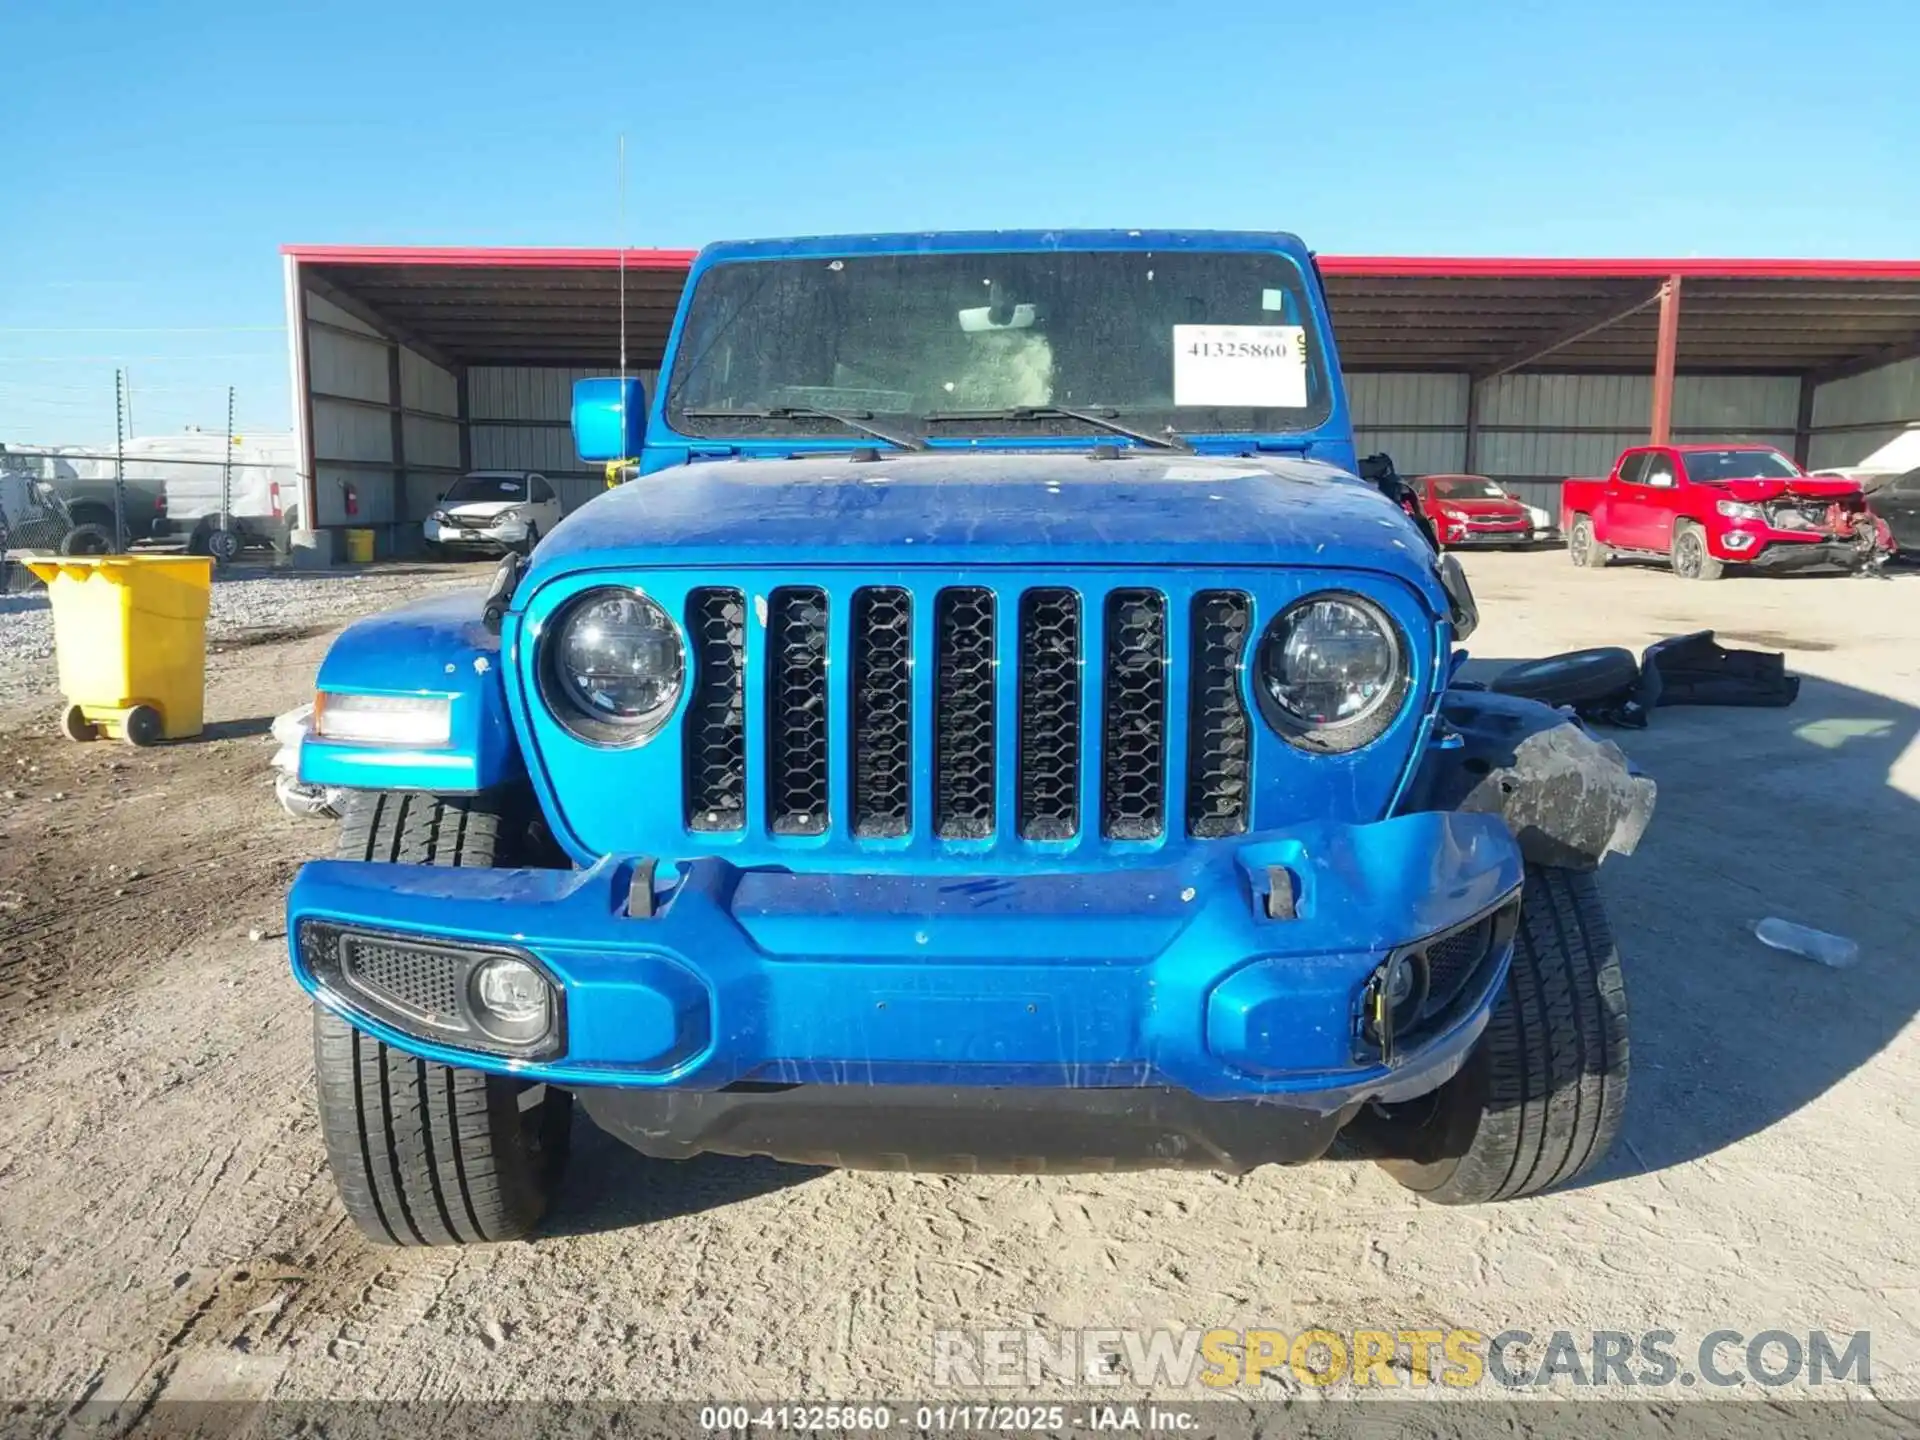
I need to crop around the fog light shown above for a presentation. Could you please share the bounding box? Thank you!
[1361,950,1428,1061]
[1383,952,1418,1009]
[470,956,552,1043]
[1724,532,1755,550]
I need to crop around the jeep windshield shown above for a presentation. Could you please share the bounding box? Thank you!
[664,250,1333,444]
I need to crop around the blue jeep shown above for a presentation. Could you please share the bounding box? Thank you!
[289,231,1653,1244]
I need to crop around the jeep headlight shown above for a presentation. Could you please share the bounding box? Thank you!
[1715,499,1765,521]
[1257,594,1407,752]
[541,588,683,745]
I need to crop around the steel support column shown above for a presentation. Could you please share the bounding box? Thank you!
[283,255,318,534]
[456,367,473,473]
[1648,276,1682,444]
[1793,372,1817,467]
[1463,376,1480,472]
[387,341,407,526]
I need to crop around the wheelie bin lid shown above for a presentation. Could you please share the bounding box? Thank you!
[23,555,214,619]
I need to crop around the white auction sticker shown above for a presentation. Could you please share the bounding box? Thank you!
[1173,324,1308,408]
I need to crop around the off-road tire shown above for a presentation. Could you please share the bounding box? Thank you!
[1671,522,1724,581]
[313,791,571,1245]
[1358,864,1629,1204]
[1567,514,1610,568]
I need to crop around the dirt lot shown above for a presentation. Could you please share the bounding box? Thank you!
[1,550,1915,1412]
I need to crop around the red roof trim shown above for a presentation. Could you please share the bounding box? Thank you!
[280,245,699,269]
[281,244,1920,282]
[1318,255,1920,280]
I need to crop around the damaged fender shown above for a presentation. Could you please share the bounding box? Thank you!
[1408,688,1656,870]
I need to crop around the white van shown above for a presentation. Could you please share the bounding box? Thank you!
[127,432,300,552]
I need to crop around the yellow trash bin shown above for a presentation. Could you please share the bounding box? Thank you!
[23,555,214,746]
[345,528,376,564]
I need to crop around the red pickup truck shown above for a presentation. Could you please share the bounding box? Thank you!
[1561,443,1892,580]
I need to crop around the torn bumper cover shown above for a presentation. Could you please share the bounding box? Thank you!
[1413,689,1658,871]
[287,810,1523,1139]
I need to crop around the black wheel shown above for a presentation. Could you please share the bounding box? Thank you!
[1490,647,1639,706]
[1671,523,1724,581]
[123,704,164,747]
[519,523,540,557]
[62,704,99,742]
[1567,514,1609,568]
[207,526,241,564]
[1352,865,1629,1204]
[58,523,114,556]
[314,791,572,1245]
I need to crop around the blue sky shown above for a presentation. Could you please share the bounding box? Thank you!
[4,0,1915,444]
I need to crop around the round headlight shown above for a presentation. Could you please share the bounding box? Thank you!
[1258,594,1406,751]
[542,588,684,744]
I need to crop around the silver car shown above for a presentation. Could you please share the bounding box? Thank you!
[424,471,563,557]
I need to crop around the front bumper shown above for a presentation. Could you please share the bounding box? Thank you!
[1442,525,1533,547]
[426,518,526,549]
[1743,536,1881,571]
[288,809,1523,1113]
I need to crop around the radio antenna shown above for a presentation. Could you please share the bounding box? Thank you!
[617,134,628,386]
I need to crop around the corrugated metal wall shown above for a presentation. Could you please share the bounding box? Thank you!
[1808,356,1920,470]
[1349,373,1469,474]
[469,366,660,513]
[1348,371,1801,511]
[304,291,460,537]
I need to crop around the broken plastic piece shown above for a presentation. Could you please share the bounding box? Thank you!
[1754,918,1858,969]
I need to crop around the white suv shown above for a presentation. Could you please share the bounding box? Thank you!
[424,471,563,557]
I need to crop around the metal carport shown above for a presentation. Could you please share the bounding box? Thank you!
[282,245,1920,552]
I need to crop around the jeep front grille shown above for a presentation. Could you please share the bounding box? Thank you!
[766,586,830,835]
[934,587,998,839]
[1017,587,1082,841]
[850,586,913,838]
[1101,588,1169,841]
[685,588,747,831]
[1186,591,1253,838]
[681,581,1260,844]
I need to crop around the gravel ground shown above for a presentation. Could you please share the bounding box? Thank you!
[0,550,1915,1418]
[0,560,487,711]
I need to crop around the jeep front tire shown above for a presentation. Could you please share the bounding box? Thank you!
[1354,864,1629,1204]
[312,792,572,1244]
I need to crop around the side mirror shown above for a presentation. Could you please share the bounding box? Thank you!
[572,376,646,462]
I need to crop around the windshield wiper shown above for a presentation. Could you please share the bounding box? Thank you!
[924,405,1192,452]
[681,405,925,451]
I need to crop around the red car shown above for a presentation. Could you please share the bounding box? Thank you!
[1418,474,1538,548]
[1561,444,1892,581]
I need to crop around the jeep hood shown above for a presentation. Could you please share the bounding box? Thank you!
[532,451,1442,593]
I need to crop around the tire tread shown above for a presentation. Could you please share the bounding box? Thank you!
[312,791,566,1246]
[1372,864,1629,1204]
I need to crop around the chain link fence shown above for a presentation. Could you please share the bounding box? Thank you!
[0,471,82,595]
